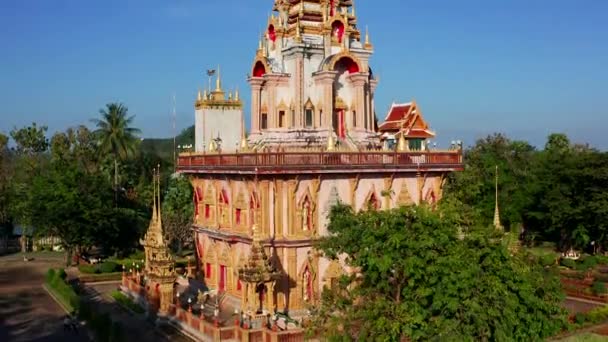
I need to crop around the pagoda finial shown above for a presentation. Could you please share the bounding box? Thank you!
[258,32,263,51]
[365,25,371,46]
[352,0,356,17]
[156,164,162,224]
[397,132,408,152]
[228,90,233,100]
[197,89,202,102]
[494,165,503,231]
[299,0,304,17]
[326,129,336,152]
[215,65,222,91]
[235,87,240,101]
[203,89,208,99]
[295,19,302,42]
[151,167,157,222]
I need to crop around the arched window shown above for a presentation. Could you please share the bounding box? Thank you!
[368,193,380,210]
[335,56,360,74]
[218,189,230,227]
[331,21,345,43]
[253,61,266,77]
[268,24,276,42]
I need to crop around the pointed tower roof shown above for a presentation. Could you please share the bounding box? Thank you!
[238,225,282,284]
[493,165,503,231]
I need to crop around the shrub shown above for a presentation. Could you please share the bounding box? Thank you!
[561,258,577,269]
[129,250,145,260]
[98,261,120,274]
[46,269,56,283]
[111,290,145,314]
[540,254,556,267]
[578,256,599,271]
[57,269,67,280]
[587,305,608,324]
[575,313,587,325]
[78,264,97,274]
[592,281,607,296]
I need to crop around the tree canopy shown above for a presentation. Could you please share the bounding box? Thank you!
[313,202,566,341]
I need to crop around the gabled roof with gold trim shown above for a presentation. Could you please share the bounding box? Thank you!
[378,101,436,139]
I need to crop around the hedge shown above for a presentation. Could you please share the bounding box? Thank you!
[78,261,121,274]
[111,290,145,314]
[45,268,126,342]
[79,272,122,283]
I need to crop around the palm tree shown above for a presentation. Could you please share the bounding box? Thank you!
[91,103,141,199]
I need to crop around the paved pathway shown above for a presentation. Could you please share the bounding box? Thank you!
[0,253,88,342]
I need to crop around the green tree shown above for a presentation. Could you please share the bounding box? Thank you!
[162,175,193,254]
[92,103,141,197]
[8,124,50,248]
[444,134,536,231]
[0,133,11,235]
[524,135,608,251]
[313,203,566,341]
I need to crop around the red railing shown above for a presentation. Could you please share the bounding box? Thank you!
[177,150,463,173]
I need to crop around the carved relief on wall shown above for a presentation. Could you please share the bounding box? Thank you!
[324,184,342,214]
[296,188,316,237]
[363,186,380,211]
[298,253,318,305]
[323,260,344,291]
[233,189,249,232]
[194,186,204,224]
[425,188,437,206]
[203,183,217,226]
[218,188,230,228]
[218,244,232,292]
[397,182,414,207]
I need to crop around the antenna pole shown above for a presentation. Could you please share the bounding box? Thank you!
[172,93,177,172]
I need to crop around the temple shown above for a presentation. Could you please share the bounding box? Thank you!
[177,0,464,325]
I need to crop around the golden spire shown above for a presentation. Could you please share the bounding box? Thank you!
[228,90,233,100]
[258,33,263,51]
[240,116,249,151]
[197,89,202,102]
[352,0,356,17]
[215,65,222,91]
[326,130,336,151]
[397,132,408,152]
[295,19,302,42]
[494,165,503,231]
[235,87,240,101]
[299,0,304,17]
[203,89,208,99]
[151,167,157,223]
[156,164,162,225]
[365,26,370,45]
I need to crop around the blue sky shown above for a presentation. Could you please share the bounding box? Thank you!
[1,0,607,149]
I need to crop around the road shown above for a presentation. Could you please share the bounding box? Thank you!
[0,253,88,342]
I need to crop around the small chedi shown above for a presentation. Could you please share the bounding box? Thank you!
[139,166,176,316]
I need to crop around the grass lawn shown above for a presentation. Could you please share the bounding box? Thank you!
[526,246,560,258]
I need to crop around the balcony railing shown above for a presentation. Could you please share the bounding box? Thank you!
[177,150,463,174]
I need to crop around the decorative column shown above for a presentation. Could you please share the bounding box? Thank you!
[287,249,297,310]
[313,71,337,128]
[348,73,368,131]
[249,77,264,134]
[369,79,379,131]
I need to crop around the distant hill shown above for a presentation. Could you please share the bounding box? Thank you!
[141,125,194,161]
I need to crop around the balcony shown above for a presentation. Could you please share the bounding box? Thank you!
[177,149,463,175]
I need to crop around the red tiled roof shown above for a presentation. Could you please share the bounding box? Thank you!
[378,101,436,138]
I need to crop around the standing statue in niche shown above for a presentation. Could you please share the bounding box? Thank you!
[301,201,311,231]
